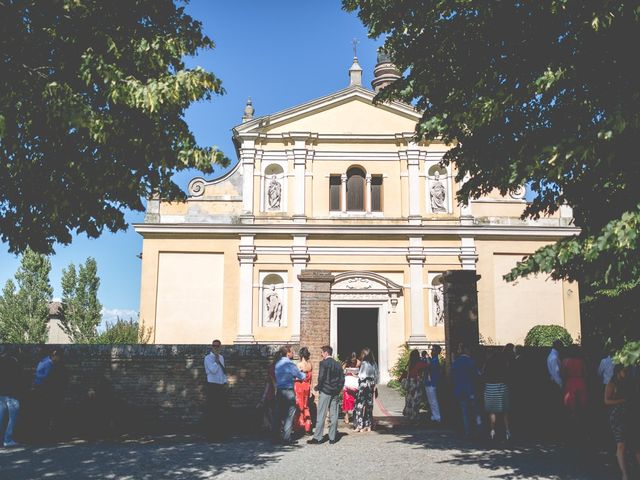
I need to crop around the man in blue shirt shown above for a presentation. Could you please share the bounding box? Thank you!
[452,343,478,437]
[425,344,442,423]
[274,346,305,444]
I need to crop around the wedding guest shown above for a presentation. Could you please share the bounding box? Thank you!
[294,347,313,435]
[257,350,281,433]
[484,347,512,440]
[605,365,640,480]
[401,349,427,423]
[425,345,442,423]
[273,346,305,445]
[0,348,25,448]
[452,343,478,437]
[342,352,360,425]
[204,340,228,441]
[561,344,588,433]
[353,347,378,432]
[308,346,344,444]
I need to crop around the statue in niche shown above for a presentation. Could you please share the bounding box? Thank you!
[433,284,444,326]
[430,171,447,213]
[264,285,283,326]
[267,175,281,210]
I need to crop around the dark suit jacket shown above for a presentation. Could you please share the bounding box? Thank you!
[316,357,345,396]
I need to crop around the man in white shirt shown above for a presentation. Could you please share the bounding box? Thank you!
[204,339,228,440]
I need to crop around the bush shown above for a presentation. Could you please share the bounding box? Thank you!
[388,343,411,393]
[524,325,573,347]
[94,318,151,344]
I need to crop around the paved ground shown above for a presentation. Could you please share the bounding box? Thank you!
[0,386,619,480]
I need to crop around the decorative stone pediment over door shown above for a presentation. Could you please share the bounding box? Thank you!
[330,271,403,383]
[331,271,403,311]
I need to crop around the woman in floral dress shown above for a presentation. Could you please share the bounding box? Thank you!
[401,349,427,423]
[354,347,378,432]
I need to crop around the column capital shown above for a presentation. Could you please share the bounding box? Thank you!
[459,236,478,270]
[407,254,426,264]
[240,148,257,165]
[237,252,257,264]
[290,253,310,264]
[293,149,308,166]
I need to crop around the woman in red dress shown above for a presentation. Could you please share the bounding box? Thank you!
[342,352,361,424]
[294,347,313,434]
[561,344,588,427]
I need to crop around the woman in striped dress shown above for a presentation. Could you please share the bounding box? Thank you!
[483,346,512,440]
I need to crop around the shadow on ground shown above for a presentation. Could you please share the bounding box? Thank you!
[374,420,617,480]
[0,434,299,479]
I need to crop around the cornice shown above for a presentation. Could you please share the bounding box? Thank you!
[232,85,422,137]
[134,222,580,238]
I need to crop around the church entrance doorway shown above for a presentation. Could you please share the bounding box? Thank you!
[337,307,379,365]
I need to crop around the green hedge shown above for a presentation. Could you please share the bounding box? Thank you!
[524,325,573,347]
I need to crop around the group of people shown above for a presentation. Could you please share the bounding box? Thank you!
[204,340,379,445]
[549,340,640,480]
[400,345,442,425]
[0,347,67,448]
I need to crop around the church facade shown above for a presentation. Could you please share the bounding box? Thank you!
[135,55,580,381]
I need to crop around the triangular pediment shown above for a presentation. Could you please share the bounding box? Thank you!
[234,86,421,137]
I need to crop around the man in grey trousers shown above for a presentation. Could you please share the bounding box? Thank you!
[307,345,345,444]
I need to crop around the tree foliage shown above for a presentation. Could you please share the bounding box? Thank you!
[0,0,228,253]
[61,257,102,343]
[344,1,640,293]
[95,317,150,344]
[0,248,52,342]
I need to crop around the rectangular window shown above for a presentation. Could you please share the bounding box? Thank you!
[371,175,383,212]
[329,175,341,211]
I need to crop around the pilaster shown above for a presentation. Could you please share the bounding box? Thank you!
[407,148,422,225]
[290,235,310,342]
[365,173,372,213]
[407,236,428,345]
[236,235,256,343]
[240,138,257,223]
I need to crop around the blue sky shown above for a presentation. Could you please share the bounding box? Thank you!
[0,1,382,325]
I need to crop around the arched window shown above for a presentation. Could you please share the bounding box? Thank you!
[346,166,365,211]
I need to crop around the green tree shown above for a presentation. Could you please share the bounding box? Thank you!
[0,248,52,342]
[0,0,228,254]
[60,257,102,343]
[344,1,640,296]
[95,317,150,344]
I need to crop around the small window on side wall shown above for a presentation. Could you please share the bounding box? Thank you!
[329,175,341,211]
[371,175,383,212]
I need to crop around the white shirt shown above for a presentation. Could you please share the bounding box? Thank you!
[358,361,379,384]
[204,352,227,384]
[547,348,562,387]
[598,356,614,385]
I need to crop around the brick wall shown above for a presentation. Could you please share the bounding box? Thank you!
[0,343,296,433]
[299,269,335,382]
